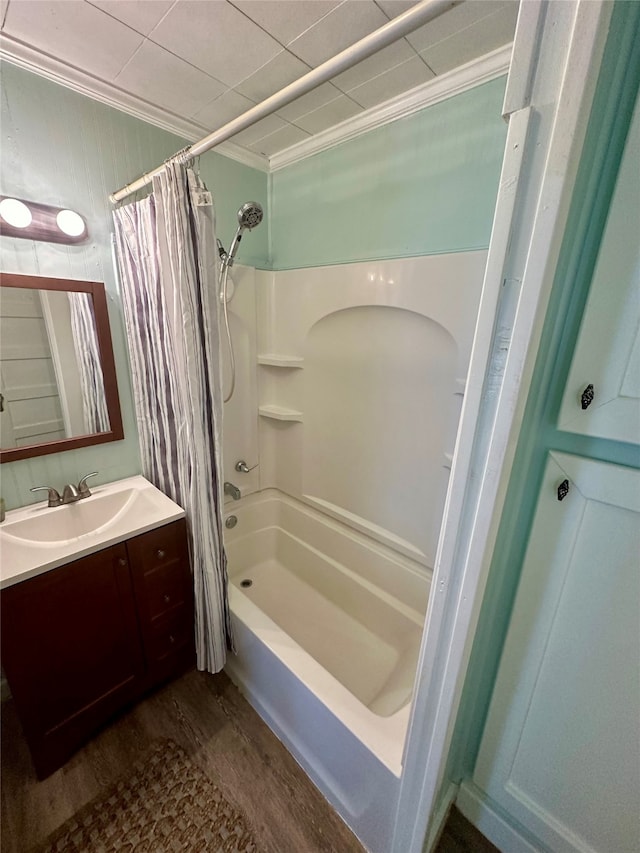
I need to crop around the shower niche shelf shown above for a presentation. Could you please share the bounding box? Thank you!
[257,354,304,368]
[259,405,303,422]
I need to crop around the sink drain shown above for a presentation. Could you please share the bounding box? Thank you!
[240,579,253,588]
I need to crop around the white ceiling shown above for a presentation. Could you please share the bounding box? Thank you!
[0,0,518,162]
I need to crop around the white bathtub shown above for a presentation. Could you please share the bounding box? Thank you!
[223,489,430,853]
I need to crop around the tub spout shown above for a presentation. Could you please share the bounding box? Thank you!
[224,481,241,500]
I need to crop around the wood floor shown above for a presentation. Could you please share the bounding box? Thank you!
[435,808,500,853]
[1,668,496,853]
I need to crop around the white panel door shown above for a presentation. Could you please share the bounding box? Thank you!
[473,452,640,853]
[558,95,640,444]
[0,287,65,447]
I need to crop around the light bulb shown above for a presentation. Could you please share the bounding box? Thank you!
[0,198,32,228]
[56,209,86,237]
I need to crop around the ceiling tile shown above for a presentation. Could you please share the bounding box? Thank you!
[192,89,255,129]
[231,113,289,146]
[276,81,343,122]
[235,50,310,103]
[288,0,389,67]
[88,0,174,35]
[347,55,433,108]
[3,0,143,79]
[406,0,511,53]
[231,0,341,46]
[419,4,517,75]
[115,40,225,117]
[150,0,282,87]
[292,94,362,135]
[375,1,417,18]
[247,124,311,157]
[331,38,415,93]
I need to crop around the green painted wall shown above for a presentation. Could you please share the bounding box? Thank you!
[443,0,640,808]
[0,63,267,510]
[269,77,507,270]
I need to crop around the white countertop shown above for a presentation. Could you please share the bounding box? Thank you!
[0,475,185,589]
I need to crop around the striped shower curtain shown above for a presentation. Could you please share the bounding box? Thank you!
[112,161,231,673]
[68,291,110,434]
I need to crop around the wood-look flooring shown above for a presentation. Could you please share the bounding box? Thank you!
[1,668,496,853]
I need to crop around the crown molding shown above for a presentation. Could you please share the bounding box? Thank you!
[0,34,510,177]
[268,44,512,172]
[0,34,270,174]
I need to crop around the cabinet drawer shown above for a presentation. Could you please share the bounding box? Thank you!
[138,559,191,622]
[146,608,193,663]
[127,518,192,624]
[128,519,189,573]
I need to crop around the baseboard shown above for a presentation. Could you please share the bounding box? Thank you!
[457,781,541,853]
[424,781,458,852]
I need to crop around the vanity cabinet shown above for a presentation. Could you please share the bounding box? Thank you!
[1,518,193,778]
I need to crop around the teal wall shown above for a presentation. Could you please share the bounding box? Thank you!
[269,77,507,270]
[443,0,640,806]
[0,63,267,509]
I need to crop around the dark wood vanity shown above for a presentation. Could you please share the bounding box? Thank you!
[1,518,194,778]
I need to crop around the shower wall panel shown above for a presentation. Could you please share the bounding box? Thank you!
[255,252,486,567]
[221,265,260,499]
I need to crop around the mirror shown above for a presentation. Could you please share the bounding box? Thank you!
[0,273,123,462]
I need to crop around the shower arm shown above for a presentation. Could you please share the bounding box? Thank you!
[110,0,459,203]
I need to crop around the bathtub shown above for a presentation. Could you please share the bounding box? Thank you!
[223,489,430,853]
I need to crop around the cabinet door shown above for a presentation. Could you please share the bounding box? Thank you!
[1,544,145,777]
[473,453,640,853]
[558,95,640,444]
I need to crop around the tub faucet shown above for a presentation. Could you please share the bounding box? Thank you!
[224,481,241,500]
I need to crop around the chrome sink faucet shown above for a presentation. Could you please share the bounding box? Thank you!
[224,481,241,500]
[29,486,64,507]
[30,472,99,507]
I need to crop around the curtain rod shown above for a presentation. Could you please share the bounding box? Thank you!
[110,0,459,203]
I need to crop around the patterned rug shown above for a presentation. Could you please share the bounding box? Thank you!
[32,740,259,853]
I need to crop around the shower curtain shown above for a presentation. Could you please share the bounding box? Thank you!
[112,161,231,673]
[68,291,110,434]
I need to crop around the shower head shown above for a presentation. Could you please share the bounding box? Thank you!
[237,201,263,230]
[224,201,264,268]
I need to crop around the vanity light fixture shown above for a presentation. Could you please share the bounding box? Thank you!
[0,196,88,244]
[0,197,32,229]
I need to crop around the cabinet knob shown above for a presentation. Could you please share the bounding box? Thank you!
[156,549,166,559]
[557,479,570,501]
[118,558,127,566]
[163,594,171,604]
[581,383,594,410]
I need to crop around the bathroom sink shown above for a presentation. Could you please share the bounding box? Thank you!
[3,488,148,544]
[0,476,185,588]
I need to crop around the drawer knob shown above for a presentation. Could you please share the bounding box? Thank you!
[118,558,127,566]
[163,594,171,604]
[169,634,176,645]
[156,549,166,559]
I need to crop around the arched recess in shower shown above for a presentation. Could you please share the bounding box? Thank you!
[217,202,264,403]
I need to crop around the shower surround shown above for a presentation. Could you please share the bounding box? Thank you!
[222,253,486,851]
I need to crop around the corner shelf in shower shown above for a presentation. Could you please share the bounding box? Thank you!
[257,354,304,368]
[258,405,303,422]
